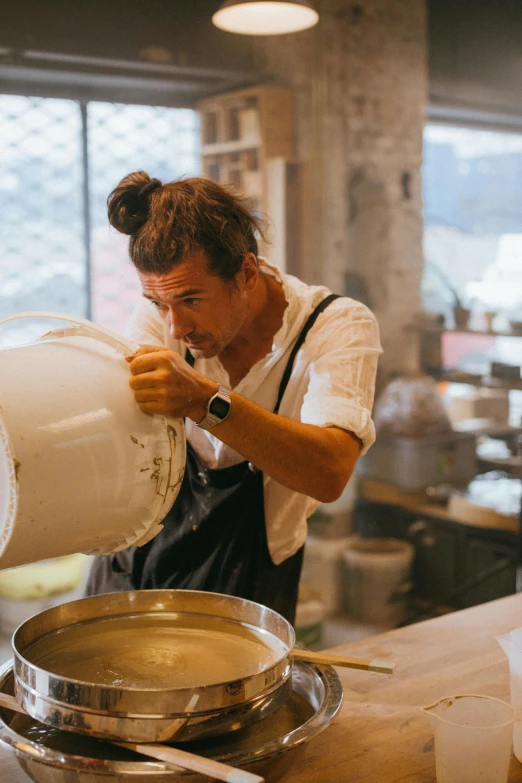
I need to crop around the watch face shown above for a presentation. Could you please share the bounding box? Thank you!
[209,396,230,418]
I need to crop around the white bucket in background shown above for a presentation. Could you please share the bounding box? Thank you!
[0,312,186,571]
[301,536,353,615]
[343,535,414,627]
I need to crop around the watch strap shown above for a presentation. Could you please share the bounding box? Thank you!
[197,385,231,430]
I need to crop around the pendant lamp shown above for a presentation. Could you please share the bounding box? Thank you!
[212,1,319,36]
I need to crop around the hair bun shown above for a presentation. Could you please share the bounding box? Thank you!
[138,179,162,200]
[107,171,163,235]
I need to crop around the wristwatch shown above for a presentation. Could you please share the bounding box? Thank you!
[197,385,231,430]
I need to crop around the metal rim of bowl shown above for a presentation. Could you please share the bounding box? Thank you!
[14,674,296,744]
[13,590,295,722]
[0,659,344,777]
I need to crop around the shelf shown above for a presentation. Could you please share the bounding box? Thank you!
[406,324,522,338]
[201,139,261,155]
[437,370,522,391]
[198,85,295,269]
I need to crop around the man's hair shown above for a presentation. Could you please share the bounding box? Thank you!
[107,172,264,279]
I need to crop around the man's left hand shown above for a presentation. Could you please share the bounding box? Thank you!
[126,346,218,422]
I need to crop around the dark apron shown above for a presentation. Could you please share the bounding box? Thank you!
[86,293,340,624]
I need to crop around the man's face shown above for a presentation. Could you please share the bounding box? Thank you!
[138,251,252,359]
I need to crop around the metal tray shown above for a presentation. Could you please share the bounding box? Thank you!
[13,590,295,742]
[0,658,343,782]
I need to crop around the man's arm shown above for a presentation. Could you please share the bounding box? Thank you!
[204,391,360,503]
[127,347,361,503]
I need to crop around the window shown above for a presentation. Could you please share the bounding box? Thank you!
[0,95,200,346]
[422,123,522,424]
[423,125,522,320]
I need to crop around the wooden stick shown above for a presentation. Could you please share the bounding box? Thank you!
[156,692,200,742]
[292,648,396,674]
[0,693,25,714]
[116,741,264,783]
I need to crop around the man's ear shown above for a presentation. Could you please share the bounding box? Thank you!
[239,253,259,291]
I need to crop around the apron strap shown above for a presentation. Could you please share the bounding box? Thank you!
[183,292,341,414]
[273,293,340,414]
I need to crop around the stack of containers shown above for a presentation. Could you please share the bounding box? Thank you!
[300,478,416,632]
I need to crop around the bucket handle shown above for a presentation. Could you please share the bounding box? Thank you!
[0,311,139,358]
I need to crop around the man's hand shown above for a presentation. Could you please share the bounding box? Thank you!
[126,346,218,422]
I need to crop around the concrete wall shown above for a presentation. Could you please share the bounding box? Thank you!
[252,0,428,378]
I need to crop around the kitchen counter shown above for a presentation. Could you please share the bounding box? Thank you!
[3,593,522,782]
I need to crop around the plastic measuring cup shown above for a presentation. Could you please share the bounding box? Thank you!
[497,627,522,762]
[422,694,514,783]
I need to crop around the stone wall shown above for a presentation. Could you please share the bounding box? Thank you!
[251,0,428,378]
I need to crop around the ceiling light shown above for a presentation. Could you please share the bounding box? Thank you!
[212,1,319,36]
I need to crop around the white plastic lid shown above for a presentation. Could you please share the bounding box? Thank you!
[0,411,17,558]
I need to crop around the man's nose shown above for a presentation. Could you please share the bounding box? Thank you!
[167,308,193,341]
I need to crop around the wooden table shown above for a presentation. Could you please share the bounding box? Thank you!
[2,593,522,782]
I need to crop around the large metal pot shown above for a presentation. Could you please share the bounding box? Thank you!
[13,590,297,743]
[0,659,343,783]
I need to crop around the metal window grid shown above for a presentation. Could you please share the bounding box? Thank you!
[0,94,200,346]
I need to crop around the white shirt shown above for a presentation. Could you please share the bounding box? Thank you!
[126,260,382,564]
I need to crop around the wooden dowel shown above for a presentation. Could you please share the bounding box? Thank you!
[156,692,200,742]
[0,693,25,714]
[117,741,264,783]
[292,648,396,674]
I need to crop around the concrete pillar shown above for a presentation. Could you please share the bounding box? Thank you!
[251,0,427,377]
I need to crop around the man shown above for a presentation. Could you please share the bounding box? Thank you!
[86,172,381,623]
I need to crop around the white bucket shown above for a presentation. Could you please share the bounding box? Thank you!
[301,536,353,615]
[0,312,185,570]
[343,535,414,627]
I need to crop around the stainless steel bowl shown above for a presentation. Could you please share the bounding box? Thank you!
[0,659,343,782]
[13,590,295,742]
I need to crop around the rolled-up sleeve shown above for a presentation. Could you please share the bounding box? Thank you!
[300,301,382,454]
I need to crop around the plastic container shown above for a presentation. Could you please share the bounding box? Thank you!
[0,312,185,570]
[373,374,452,437]
[423,694,514,783]
[497,627,522,762]
[342,536,414,627]
[301,537,352,615]
[357,431,477,491]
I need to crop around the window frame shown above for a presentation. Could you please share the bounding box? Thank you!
[0,88,201,331]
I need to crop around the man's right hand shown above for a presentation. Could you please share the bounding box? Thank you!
[127,346,218,422]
